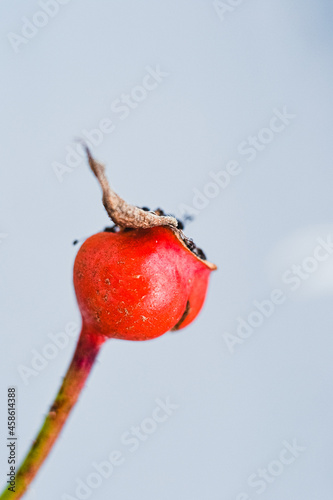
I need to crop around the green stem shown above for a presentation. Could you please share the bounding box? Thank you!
[0,326,105,500]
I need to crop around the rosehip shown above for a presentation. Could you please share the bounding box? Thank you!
[74,226,215,341]
[73,148,216,341]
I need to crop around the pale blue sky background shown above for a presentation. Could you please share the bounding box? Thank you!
[1,1,333,499]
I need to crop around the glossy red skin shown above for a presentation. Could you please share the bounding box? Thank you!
[74,226,213,341]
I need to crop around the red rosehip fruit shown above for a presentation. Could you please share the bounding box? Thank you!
[74,148,216,341]
[74,226,215,341]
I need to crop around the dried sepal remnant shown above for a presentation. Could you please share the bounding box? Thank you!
[85,146,178,230]
[85,147,216,266]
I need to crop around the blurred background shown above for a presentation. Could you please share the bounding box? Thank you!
[1,1,333,498]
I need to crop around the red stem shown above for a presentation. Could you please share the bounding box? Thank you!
[0,326,105,500]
